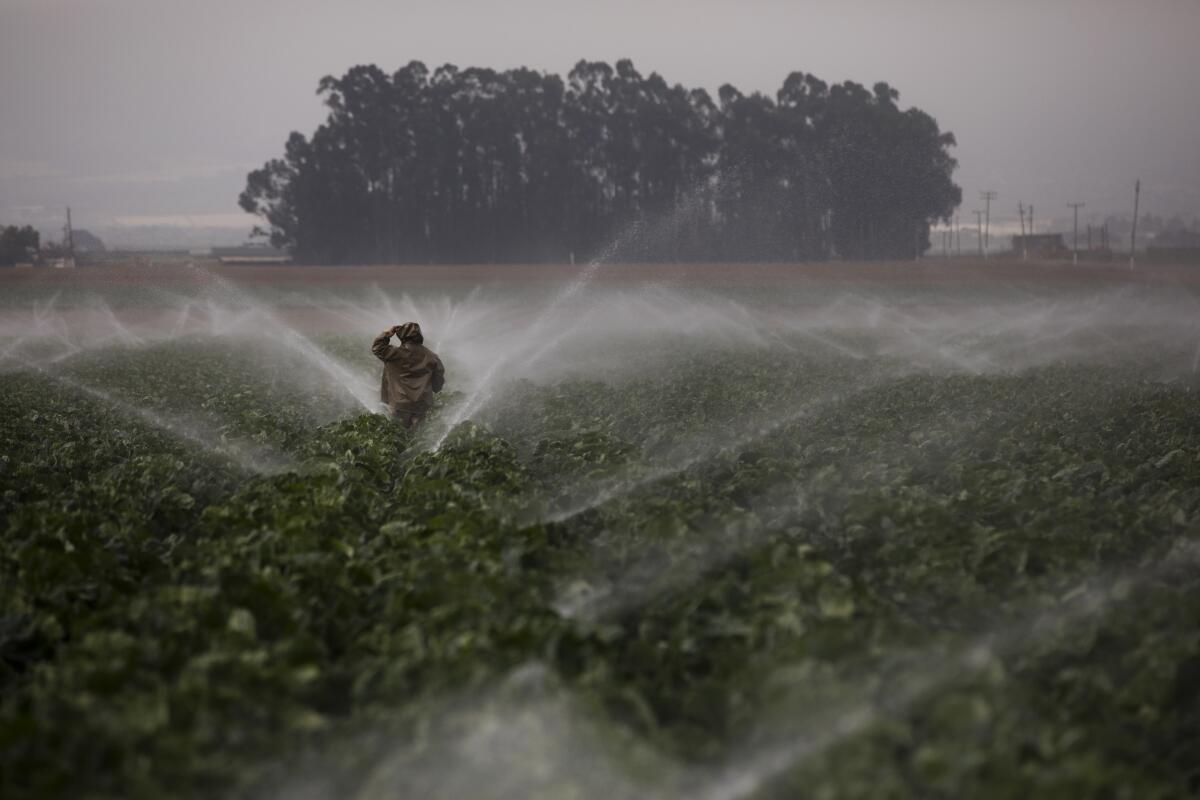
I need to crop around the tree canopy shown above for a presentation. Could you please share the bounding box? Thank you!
[241,60,961,264]
[0,225,39,266]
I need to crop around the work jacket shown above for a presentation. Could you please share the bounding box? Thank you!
[372,331,445,413]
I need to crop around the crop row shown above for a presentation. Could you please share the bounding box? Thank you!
[1,341,1198,798]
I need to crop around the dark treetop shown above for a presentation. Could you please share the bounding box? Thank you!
[240,60,961,264]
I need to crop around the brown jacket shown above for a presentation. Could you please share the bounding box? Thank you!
[372,331,445,413]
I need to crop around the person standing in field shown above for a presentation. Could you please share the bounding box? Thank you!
[372,322,445,430]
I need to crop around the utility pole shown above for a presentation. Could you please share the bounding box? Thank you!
[1018,203,1028,260]
[1028,205,1034,237]
[955,214,961,256]
[980,190,997,258]
[64,206,76,262]
[1068,202,1085,264]
[973,210,984,257]
[1129,179,1141,270]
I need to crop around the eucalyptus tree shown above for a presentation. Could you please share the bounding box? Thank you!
[817,81,960,259]
[241,60,960,264]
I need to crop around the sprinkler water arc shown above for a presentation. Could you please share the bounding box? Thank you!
[185,265,379,413]
[13,358,291,475]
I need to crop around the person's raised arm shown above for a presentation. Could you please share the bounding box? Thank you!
[372,327,401,361]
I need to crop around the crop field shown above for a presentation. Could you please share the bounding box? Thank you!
[2,262,1200,799]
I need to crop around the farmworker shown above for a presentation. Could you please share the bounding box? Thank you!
[372,322,445,430]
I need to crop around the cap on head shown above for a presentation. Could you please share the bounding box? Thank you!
[396,322,422,341]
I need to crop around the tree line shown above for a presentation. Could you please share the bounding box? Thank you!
[0,226,39,266]
[240,60,961,264]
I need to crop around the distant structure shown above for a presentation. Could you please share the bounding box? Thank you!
[1149,227,1200,249]
[72,229,107,254]
[65,207,75,260]
[1145,225,1200,264]
[211,245,289,265]
[59,206,77,268]
[1011,233,1068,259]
[980,190,997,258]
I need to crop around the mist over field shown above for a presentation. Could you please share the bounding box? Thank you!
[4,257,1200,798]
[3,2,1200,799]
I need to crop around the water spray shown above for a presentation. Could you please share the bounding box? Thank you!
[693,539,1200,800]
[184,264,379,412]
[12,358,291,475]
[428,185,724,450]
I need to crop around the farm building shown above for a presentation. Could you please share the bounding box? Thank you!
[1011,233,1069,258]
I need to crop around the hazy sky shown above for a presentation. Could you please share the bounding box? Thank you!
[2,0,1198,242]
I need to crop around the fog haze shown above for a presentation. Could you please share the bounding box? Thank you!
[2,0,1197,245]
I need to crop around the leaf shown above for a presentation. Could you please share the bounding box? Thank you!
[817,583,856,619]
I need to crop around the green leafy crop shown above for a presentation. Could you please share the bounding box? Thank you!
[1,337,1198,800]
